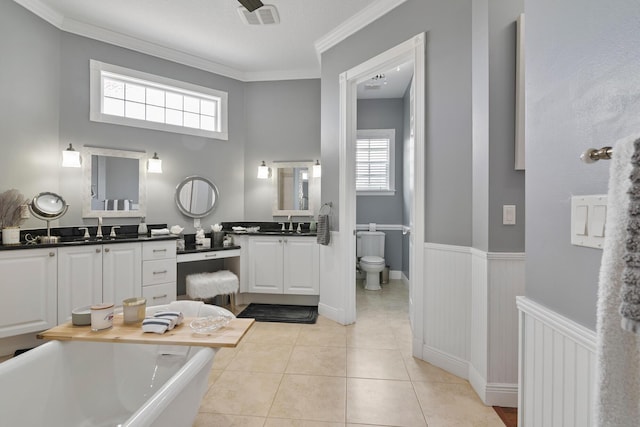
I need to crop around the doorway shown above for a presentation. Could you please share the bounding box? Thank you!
[338,34,425,358]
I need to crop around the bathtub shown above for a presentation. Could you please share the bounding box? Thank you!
[0,340,215,427]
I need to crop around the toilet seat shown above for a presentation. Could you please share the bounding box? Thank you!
[360,256,384,266]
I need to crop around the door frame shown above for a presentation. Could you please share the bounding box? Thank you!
[338,33,425,357]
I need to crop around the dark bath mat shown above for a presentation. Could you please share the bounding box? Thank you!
[236,303,318,324]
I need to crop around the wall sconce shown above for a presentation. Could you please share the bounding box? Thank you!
[147,152,163,173]
[62,143,81,168]
[313,160,322,178]
[257,160,271,179]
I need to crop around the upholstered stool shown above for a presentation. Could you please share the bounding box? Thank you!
[186,270,239,312]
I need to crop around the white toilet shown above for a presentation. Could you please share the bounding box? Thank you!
[356,231,386,291]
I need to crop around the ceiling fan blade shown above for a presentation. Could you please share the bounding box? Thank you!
[238,0,264,12]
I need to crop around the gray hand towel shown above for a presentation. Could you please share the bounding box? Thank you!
[317,214,330,245]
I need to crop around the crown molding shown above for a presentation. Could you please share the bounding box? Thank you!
[314,0,408,57]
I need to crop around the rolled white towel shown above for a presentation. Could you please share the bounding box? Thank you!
[142,317,171,334]
[150,228,170,236]
[153,311,184,329]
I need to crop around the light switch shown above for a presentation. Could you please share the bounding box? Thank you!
[503,205,516,225]
[591,205,607,237]
[573,205,588,235]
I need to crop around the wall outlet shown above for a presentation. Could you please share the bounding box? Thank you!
[193,218,201,229]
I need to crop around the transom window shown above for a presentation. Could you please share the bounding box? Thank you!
[90,60,228,140]
[356,129,395,195]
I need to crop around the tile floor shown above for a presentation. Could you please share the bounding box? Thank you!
[194,280,505,426]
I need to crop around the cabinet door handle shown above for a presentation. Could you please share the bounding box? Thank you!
[104,248,110,253]
[96,248,101,253]
[153,270,168,275]
[153,249,167,253]
[49,252,55,257]
[284,238,288,243]
[205,253,218,258]
[278,239,282,243]
[153,294,168,300]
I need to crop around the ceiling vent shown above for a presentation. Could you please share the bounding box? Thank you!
[238,4,280,25]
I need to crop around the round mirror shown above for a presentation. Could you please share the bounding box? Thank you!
[175,176,219,218]
[29,192,69,220]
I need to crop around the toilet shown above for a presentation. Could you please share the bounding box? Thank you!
[356,231,386,291]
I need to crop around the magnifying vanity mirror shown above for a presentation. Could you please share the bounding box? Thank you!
[272,161,315,216]
[175,176,219,218]
[82,147,146,218]
[30,192,69,243]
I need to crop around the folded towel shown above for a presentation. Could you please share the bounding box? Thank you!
[104,199,131,211]
[150,228,170,236]
[141,317,171,334]
[594,135,640,426]
[317,214,330,245]
[154,311,184,329]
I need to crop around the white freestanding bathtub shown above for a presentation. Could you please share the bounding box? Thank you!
[0,339,215,427]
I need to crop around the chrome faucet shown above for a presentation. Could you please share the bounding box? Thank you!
[287,215,293,231]
[96,217,103,239]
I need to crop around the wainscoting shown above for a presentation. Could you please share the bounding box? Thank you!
[423,243,524,407]
[517,297,596,427]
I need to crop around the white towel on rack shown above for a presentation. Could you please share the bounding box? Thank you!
[594,135,640,426]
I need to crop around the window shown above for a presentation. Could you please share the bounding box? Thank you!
[356,129,395,195]
[90,60,228,140]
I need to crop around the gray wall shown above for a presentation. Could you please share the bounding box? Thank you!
[243,80,321,221]
[472,0,525,253]
[321,0,473,246]
[356,98,405,272]
[0,1,61,229]
[58,32,246,233]
[525,0,640,329]
[3,3,322,235]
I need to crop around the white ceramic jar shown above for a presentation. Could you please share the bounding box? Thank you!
[90,303,114,331]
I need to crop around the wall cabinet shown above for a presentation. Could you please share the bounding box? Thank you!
[0,248,57,338]
[58,243,141,323]
[247,236,319,295]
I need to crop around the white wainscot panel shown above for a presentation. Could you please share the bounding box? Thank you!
[517,297,596,427]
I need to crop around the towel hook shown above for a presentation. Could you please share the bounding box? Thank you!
[581,146,613,163]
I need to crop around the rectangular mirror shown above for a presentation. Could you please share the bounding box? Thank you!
[82,147,147,218]
[272,161,316,216]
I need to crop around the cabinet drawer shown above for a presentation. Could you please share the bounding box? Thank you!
[142,241,176,261]
[142,282,177,307]
[142,259,177,286]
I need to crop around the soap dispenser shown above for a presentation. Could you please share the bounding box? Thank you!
[138,217,148,235]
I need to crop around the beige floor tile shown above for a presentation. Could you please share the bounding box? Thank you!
[346,329,398,350]
[403,355,467,384]
[200,371,282,417]
[226,342,294,373]
[346,348,409,380]
[244,322,302,345]
[296,327,347,347]
[208,368,224,386]
[212,346,240,370]
[413,381,504,426]
[346,378,426,426]
[314,315,344,328]
[265,419,345,427]
[286,346,346,377]
[269,374,346,422]
[193,413,266,427]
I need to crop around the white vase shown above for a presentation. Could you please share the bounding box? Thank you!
[2,227,20,245]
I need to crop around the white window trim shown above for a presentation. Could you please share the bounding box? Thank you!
[356,128,396,196]
[89,59,228,140]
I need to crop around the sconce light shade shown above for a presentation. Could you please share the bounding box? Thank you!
[62,143,81,168]
[313,160,322,178]
[148,152,163,173]
[257,160,270,179]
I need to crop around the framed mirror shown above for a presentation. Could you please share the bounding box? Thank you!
[272,161,315,216]
[175,176,219,218]
[82,147,147,218]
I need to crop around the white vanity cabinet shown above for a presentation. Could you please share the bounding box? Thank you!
[57,242,142,323]
[0,248,57,338]
[141,240,177,307]
[247,235,319,295]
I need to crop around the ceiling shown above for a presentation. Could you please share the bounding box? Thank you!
[15,0,407,82]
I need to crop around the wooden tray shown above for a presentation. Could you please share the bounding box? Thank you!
[37,314,254,348]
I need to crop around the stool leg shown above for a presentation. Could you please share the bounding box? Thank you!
[230,293,236,314]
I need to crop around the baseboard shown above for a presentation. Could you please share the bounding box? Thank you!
[423,344,469,380]
[318,302,347,325]
[389,270,402,280]
[469,364,518,407]
[401,271,409,289]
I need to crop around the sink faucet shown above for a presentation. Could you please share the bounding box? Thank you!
[96,217,103,239]
[288,215,293,231]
